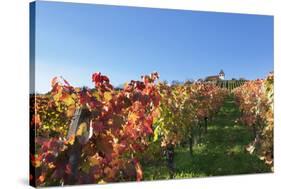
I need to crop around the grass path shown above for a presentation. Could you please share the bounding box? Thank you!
[143,95,271,180]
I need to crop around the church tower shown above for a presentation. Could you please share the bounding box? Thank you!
[219,70,225,80]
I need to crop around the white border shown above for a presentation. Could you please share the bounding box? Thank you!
[0,0,280,188]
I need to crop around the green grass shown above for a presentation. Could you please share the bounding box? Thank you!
[143,95,271,180]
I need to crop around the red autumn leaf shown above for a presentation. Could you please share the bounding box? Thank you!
[38,174,45,183]
[29,174,33,181]
[143,116,153,135]
[44,153,56,163]
[91,121,105,133]
[133,159,143,181]
[32,114,41,127]
[65,163,72,175]
[92,72,102,84]
[51,77,58,88]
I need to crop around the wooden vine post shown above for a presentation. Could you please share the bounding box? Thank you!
[66,107,91,184]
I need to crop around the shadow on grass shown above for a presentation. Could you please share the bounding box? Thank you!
[143,96,271,180]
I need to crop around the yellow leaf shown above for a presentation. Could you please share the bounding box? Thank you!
[104,92,112,102]
[48,163,56,169]
[76,122,88,136]
[128,112,138,123]
[66,105,76,117]
[63,94,75,106]
[89,155,101,166]
[92,91,100,100]
[81,162,91,173]
[98,179,106,184]
[67,134,75,145]
[53,92,62,102]
[33,159,41,168]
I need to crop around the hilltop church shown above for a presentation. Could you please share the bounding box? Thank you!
[205,70,225,82]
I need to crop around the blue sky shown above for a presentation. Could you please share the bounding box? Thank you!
[34,1,273,93]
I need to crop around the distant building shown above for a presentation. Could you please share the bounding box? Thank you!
[205,70,225,81]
